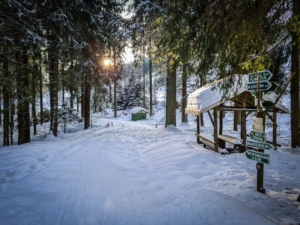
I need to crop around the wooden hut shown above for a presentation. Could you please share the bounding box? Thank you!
[185,74,290,153]
[130,107,148,121]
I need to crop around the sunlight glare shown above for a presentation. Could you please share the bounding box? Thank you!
[104,59,112,66]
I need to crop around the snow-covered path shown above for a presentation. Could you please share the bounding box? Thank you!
[0,117,299,225]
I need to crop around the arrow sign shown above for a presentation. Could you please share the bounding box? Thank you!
[250,130,267,142]
[246,140,273,150]
[245,150,270,165]
[248,70,273,82]
[247,81,272,91]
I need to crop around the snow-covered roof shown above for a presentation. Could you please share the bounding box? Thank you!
[129,107,148,114]
[185,74,291,115]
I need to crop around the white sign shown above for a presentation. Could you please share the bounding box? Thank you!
[253,117,263,125]
[252,123,263,131]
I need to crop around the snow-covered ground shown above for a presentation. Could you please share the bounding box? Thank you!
[0,85,299,224]
[0,102,299,224]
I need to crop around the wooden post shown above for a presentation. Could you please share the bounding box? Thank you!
[200,113,204,127]
[273,111,277,150]
[256,111,266,194]
[219,109,223,135]
[241,110,246,152]
[219,108,225,148]
[196,115,200,144]
[256,75,265,194]
[234,101,239,131]
[241,98,247,152]
[213,108,219,152]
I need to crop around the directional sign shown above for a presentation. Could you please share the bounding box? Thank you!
[250,130,267,142]
[246,140,273,150]
[247,81,272,91]
[245,150,270,165]
[248,70,273,82]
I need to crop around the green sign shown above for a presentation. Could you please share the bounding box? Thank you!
[251,89,258,97]
[247,81,272,91]
[250,130,267,142]
[248,70,273,82]
[246,140,273,150]
[245,150,270,165]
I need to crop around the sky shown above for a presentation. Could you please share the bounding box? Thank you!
[0,87,299,225]
[123,47,134,63]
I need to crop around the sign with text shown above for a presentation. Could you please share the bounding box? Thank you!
[248,70,273,82]
[249,130,267,142]
[245,150,270,165]
[247,81,272,91]
[246,140,273,150]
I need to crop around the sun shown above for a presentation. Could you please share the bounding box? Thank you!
[104,59,112,66]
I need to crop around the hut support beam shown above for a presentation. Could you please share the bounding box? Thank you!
[213,108,219,152]
[196,115,200,144]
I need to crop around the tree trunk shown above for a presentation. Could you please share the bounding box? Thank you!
[3,46,10,146]
[32,63,37,135]
[48,34,59,137]
[113,47,117,118]
[17,48,31,145]
[200,74,204,126]
[165,57,177,127]
[149,57,153,116]
[84,69,91,130]
[61,64,65,104]
[39,52,44,124]
[0,84,2,126]
[10,95,15,145]
[142,48,146,108]
[81,80,85,118]
[181,64,188,123]
[70,89,74,109]
[70,54,74,109]
[291,0,300,148]
[148,38,153,116]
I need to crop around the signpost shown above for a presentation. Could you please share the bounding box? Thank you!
[249,130,267,142]
[245,150,270,165]
[247,81,272,91]
[248,70,273,83]
[246,140,273,150]
[246,70,275,194]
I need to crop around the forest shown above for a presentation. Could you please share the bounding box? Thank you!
[0,0,299,147]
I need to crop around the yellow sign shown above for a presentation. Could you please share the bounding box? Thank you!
[253,117,263,125]
[253,123,263,131]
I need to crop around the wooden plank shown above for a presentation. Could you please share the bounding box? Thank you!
[217,107,258,111]
[194,133,227,152]
[195,133,214,144]
[218,134,243,145]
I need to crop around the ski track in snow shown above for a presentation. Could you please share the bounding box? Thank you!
[0,117,299,224]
